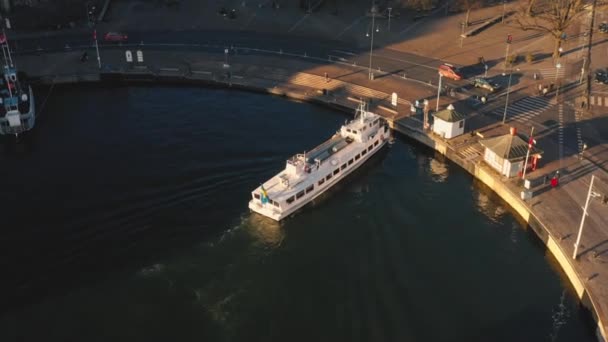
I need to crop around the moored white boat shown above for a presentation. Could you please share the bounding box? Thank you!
[249,102,390,221]
[0,31,35,137]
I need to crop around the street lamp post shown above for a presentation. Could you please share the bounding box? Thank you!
[573,175,599,260]
[501,0,506,23]
[387,7,392,32]
[502,67,514,124]
[367,5,378,81]
[436,72,443,112]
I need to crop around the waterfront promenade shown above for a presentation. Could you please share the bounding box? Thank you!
[6,1,608,339]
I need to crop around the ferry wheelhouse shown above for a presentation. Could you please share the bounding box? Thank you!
[249,102,390,221]
[0,32,35,136]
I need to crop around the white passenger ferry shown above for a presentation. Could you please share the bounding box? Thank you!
[249,102,390,221]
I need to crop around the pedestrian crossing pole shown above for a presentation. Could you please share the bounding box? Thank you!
[503,34,512,74]
[521,126,534,181]
[502,67,513,124]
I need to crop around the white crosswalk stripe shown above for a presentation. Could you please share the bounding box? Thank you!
[539,67,566,79]
[491,96,553,123]
[589,95,608,107]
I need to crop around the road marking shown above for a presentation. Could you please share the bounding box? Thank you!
[334,15,365,40]
[288,14,310,33]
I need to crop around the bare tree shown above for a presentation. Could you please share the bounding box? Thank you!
[453,0,484,27]
[516,0,586,60]
[523,0,538,16]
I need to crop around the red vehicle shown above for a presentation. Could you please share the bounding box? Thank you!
[103,32,128,42]
[438,63,463,81]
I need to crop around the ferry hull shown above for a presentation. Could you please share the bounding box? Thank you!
[249,138,388,221]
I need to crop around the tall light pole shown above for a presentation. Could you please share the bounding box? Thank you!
[367,4,378,81]
[436,72,443,112]
[573,175,599,260]
[387,7,392,32]
[502,67,514,124]
[584,0,598,110]
[501,0,506,23]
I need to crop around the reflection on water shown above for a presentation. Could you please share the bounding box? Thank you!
[474,188,507,222]
[245,214,285,248]
[428,157,449,183]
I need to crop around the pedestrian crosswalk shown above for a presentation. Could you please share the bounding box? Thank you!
[590,95,608,107]
[539,67,566,79]
[491,96,553,124]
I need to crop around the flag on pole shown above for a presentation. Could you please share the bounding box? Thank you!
[528,136,536,149]
[260,184,269,204]
[0,33,6,44]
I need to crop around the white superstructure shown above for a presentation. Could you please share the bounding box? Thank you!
[249,102,390,221]
[0,31,35,137]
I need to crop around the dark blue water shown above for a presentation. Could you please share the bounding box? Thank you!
[0,86,597,342]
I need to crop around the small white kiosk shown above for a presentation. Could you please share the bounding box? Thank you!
[432,104,466,139]
[479,128,543,178]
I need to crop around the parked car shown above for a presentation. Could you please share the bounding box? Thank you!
[595,69,608,84]
[438,63,464,81]
[473,77,501,92]
[103,32,128,42]
[599,22,608,33]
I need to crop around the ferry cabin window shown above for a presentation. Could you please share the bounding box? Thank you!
[318,178,325,186]
[352,130,357,134]
[368,145,373,152]
[341,163,347,170]
[273,201,279,208]
[306,185,314,194]
[355,154,360,161]
[326,174,333,181]
[361,149,367,156]
[333,168,339,175]
[347,129,352,133]
[459,120,464,128]
[296,190,305,199]
[374,140,379,147]
[348,159,353,165]
[374,119,379,125]
[254,193,261,200]
[286,196,295,204]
